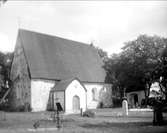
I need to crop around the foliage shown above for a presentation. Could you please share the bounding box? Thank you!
[152,43,167,101]
[104,35,167,101]
[96,47,108,61]
[0,52,13,108]
[0,52,13,89]
[112,97,122,108]
[90,44,108,62]
[99,87,113,108]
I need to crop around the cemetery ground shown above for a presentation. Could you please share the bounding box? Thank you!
[0,108,167,133]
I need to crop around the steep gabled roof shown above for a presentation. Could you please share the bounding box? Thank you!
[50,77,86,92]
[17,29,106,82]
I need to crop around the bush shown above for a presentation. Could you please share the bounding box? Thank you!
[83,110,95,118]
[112,97,122,108]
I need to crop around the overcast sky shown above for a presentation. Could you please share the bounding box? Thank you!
[0,1,167,55]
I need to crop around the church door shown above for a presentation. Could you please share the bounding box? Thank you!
[73,95,80,112]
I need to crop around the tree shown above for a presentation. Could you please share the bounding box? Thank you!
[96,47,108,61]
[104,35,167,103]
[152,42,167,101]
[90,43,108,62]
[0,52,6,91]
[123,35,166,101]
[0,51,13,104]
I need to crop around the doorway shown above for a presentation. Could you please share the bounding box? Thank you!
[72,95,80,112]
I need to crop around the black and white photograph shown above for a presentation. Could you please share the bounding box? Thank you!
[0,0,167,132]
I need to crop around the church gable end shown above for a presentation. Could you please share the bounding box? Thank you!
[10,34,31,111]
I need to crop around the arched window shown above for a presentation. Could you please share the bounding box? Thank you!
[92,88,98,101]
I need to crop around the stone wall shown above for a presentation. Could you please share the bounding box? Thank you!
[10,36,31,110]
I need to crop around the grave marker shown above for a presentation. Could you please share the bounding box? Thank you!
[122,98,128,116]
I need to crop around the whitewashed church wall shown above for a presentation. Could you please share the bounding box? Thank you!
[31,79,55,112]
[84,83,103,108]
[65,80,86,114]
[83,83,112,109]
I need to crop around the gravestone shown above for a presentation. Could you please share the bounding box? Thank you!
[122,99,128,116]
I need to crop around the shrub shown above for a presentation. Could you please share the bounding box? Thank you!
[83,110,95,118]
[112,97,122,108]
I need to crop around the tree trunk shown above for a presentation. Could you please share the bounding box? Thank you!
[144,83,151,107]
[144,89,149,108]
[144,90,147,107]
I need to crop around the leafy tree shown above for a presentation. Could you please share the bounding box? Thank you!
[0,52,13,97]
[152,42,167,102]
[0,51,13,111]
[104,35,167,103]
[96,47,108,61]
[122,35,166,100]
[90,43,108,62]
[159,46,167,101]
[0,52,5,91]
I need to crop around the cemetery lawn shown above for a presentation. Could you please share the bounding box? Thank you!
[0,108,167,133]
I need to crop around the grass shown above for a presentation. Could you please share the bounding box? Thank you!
[0,108,167,133]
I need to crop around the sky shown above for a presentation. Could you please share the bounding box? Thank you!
[0,1,167,55]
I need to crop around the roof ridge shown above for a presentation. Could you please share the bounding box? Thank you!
[19,28,93,48]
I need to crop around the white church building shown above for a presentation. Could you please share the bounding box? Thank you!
[10,29,112,113]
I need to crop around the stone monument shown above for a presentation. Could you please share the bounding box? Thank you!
[122,97,128,116]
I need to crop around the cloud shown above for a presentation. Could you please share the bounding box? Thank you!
[0,1,167,54]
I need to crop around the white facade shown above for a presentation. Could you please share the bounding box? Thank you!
[65,80,86,114]
[84,83,112,109]
[84,83,103,109]
[31,79,55,111]
[52,79,87,114]
[30,78,112,113]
